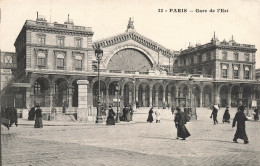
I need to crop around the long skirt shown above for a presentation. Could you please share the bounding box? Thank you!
[234,126,248,141]
[147,114,153,123]
[106,116,115,125]
[34,117,43,128]
[177,125,191,139]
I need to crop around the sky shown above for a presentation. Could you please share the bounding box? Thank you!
[0,0,260,68]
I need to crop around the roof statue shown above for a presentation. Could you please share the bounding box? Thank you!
[127,17,134,30]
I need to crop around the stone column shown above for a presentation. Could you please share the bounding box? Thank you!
[149,87,153,107]
[163,88,166,103]
[168,92,171,107]
[240,64,243,79]
[200,90,203,107]
[106,88,109,107]
[77,80,89,122]
[142,89,146,107]
[155,87,158,107]
[228,89,231,107]
[68,86,73,108]
[176,89,179,107]
[26,87,32,109]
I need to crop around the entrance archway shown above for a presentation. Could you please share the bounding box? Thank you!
[93,81,106,107]
[33,77,50,107]
[220,85,229,107]
[231,85,240,107]
[138,82,150,107]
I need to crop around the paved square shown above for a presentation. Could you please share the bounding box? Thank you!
[1,108,260,166]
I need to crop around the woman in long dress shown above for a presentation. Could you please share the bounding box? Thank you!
[34,105,43,128]
[174,107,190,140]
[223,106,230,123]
[147,107,154,123]
[106,106,116,125]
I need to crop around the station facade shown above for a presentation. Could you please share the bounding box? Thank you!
[1,16,260,117]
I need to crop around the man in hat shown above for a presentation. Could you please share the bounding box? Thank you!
[232,105,249,144]
[223,106,230,123]
[210,105,219,125]
[174,107,190,140]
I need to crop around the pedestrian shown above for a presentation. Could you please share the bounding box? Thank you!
[253,107,259,121]
[155,108,161,123]
[210,105,219,125]
[34,105,43,128]
[184,107,190,122]
[122,106,127,121]
[126,105,131,122]
[232,105,249,144]
[174,107,190,140]
[222,106,230,123]
[171,105,175,115]
[129,105,133,121]
[147,107,154,123]
[9,106,18,127]
[28,106,35,120]
[50,105,57,121]
[106,106,116,125]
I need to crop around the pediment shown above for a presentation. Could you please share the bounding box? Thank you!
[94,30,173,58]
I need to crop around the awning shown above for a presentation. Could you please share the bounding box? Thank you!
[245,66,250,71]
[234,66,239,70]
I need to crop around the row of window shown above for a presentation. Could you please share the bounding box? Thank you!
[37,52,83,69]
[37,34,83,48]
[222,52,250,61]
[221,65,250,79]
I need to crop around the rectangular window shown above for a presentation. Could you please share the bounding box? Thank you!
[234,70,239,79]
[222,69,228,78]
[223,52,227,60]
[57,58,64,67]
[57,38,64,47]
[244,71,250,79]
[5,56,12,64]
[75,59,82,69]
[75,39,82,48]
[245,54,249,61]
[38,57,45,66]
[234,53,239,61]
[38,37,45,45]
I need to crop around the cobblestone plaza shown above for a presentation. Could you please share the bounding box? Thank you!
[1,108,260,166]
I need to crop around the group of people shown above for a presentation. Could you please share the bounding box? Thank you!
[1,105,18,130]
[106,105,134,125]
[147,107,161,123]
[28,105,43,128]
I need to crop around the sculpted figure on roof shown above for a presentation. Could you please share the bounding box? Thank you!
[127,17,134,30]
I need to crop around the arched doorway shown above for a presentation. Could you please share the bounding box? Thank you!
[242,86,252,107]
[54,78,69,107]
[33,77,50,107]
[231,85,240,107]
[193,85,201,107]
[179,84,189,107]
[72,81,78,107]
[152,83,163,107]
[138,82,150,107]
[166,84,176,107]
[124,82,134,106]
[203,85,212,107]
[220,85,229,107]
[93,81,106,107]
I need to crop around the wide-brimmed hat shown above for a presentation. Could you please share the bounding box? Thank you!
[226,106,229,108]
[176,107,181,111]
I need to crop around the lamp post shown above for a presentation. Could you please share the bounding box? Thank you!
[116,83,120,123]
[95,45,103,123]
[189,76,197,120]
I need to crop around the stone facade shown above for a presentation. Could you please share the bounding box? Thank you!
[1,17,260,120]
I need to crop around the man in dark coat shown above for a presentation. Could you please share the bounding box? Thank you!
[174,107,190,140]
[223,106,230,123]
[9,106,18,127]
[232,105,249,144]
[122,106,127,121]
[211,105,219,125]
[253,107,259,121]
[106,106,116,125]
[147,107,154,123]
[34,105,43,128]
[1,106,10,130]
[28,106,35,120]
